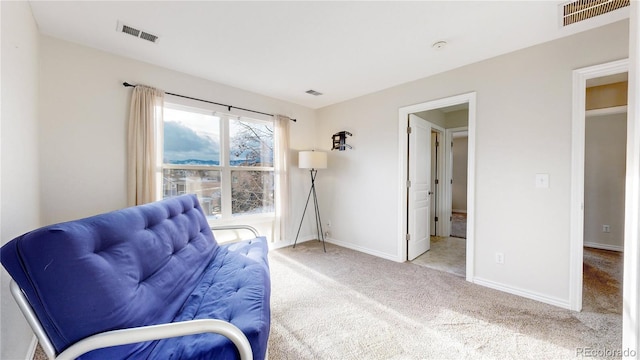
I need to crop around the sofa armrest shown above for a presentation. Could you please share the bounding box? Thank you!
[211,225,260,238]
[10,280,57,358]
[56,319,253,360]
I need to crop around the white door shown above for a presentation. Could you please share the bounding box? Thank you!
[408,114,432,260]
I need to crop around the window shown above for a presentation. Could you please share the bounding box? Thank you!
[161,104,275,220]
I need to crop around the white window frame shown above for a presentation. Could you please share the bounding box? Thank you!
[159,101,276,222]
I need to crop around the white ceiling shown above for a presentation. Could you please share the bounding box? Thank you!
[28,1,630,109]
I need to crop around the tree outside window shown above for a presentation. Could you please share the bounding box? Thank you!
[161,104,274,219]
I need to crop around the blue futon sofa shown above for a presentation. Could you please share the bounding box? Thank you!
[1,194,271,360]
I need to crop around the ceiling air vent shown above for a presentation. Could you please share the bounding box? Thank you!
[117,21,159,43]
[305,90,323,96]
[139,31,159,43]
[562,0,630,26]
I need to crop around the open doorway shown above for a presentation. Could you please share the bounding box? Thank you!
[398,92,476,282]
[582,73,627,315]
[409,107,469,277]
[570,59,628,312]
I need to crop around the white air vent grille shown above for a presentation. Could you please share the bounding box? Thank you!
[306,90,323,96]
[117,21,159,43]
[562,0,630,26]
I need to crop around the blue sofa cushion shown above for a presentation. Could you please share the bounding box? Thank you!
[1,195,219,355]
[145,238,271,360]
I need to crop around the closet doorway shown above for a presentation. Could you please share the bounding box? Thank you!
[582,73,627,317]
[570,59,628,311]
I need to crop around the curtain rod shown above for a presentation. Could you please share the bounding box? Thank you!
[122,82,296,122]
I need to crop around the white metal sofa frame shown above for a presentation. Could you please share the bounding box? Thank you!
[10,225,261,360]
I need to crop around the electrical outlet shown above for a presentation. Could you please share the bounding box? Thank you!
[324,231,330,238]
[603,225,611,233]
[495,252,505,264]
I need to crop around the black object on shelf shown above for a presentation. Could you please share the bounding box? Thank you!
[331,131,353,151]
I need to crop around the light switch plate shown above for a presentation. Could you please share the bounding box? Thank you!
[536,173,549,188]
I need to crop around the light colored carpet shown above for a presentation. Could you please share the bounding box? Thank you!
[32,242,622,360]
[268,241,621,360]
[582,247,623,315]
[451,212,467,239]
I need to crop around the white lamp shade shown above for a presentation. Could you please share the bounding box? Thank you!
[298,151,327,169]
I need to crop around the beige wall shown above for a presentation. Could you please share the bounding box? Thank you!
[39,36,318,243]
[1,2,42,358]
[447,109,469,213]
[316,20,629,306]
[452,136,468,212]
[584,112,627,251]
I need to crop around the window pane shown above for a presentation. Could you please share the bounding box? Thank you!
[231,170,274,215]
[164,108,220,165]
[229,119,274,167]
[163,169,222,219]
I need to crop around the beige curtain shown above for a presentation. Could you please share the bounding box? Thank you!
[127,85,164,206]
[274,115,291,242]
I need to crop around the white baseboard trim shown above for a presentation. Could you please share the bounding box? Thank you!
[269,235,316,250]
[584,242,624,252]
[473,277,571,310]
[269,241,291,250]
[25,335,37,360]
[324,237,400,262]
[452,209,467,214]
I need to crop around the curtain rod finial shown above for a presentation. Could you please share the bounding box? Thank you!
[123,82,135,88]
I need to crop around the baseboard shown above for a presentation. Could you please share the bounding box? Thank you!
[269,235,316,250]
[324,237,401,262]
[473,277,571,310]
[25,335,37,360]
[584,242,624,252]
[452,209,467,214]
[269,240,292,250]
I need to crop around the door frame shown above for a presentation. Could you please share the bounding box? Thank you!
[397,92,477,282]
[570,59,628,312]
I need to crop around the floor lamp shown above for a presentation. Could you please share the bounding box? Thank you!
[293,150,328,252]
